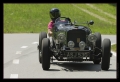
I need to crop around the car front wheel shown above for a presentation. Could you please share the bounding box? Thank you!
[41,38,50,70]
[93,32,102,64]
[39,32,47,64]
[101,38,111,70]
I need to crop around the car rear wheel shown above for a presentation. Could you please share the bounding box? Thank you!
[41,38,50,70]
[93,32,102,64]
[101,38,111,70]
[39,32,47,64]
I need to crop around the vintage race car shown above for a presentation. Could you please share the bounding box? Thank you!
[37,17,112,71]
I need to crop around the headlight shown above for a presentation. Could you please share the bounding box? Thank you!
[79,41,85,50]
[57,33,66,42]
[68,41,75,48]
[88,33,97,42]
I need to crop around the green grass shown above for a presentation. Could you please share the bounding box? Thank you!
[92,3,116,16]
[4,3,116,34]
[111,44,116,52]
[75,4,116,25]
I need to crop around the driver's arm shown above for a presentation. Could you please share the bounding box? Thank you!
[48,21,54,36]
[48,28,53,36]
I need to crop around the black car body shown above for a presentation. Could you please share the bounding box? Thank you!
[38,17,112,71]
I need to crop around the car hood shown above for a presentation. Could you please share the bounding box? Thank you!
[54,24,86,31]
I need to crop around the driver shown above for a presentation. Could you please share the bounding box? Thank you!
[48,8,71,36]
[48,8,61,36]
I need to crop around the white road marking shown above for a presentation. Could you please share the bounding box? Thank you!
[32,42,38,44]
[21,46,28,48]
[13,59,19,64]
[111,51,116,57]
[16,51,22,54]
[10,74,18,78]
[111,43,116,57]
[72,4,115,25]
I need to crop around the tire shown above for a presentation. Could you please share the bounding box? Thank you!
[39,32,47,64]
[93,60,101,64]
[93,32,102,64]
[41,38,50,70]
[101,38,111,70]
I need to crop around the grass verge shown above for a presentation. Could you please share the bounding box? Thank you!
[111,44,116,52]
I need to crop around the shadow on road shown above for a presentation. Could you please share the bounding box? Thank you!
[47,69,60,71]
[49,61,116,72]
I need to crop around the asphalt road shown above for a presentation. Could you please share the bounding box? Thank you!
[3,33,117,79]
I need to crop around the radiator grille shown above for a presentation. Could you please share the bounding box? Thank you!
[67,29,86,47]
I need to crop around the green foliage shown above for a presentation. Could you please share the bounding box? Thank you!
[4,3,116,34]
